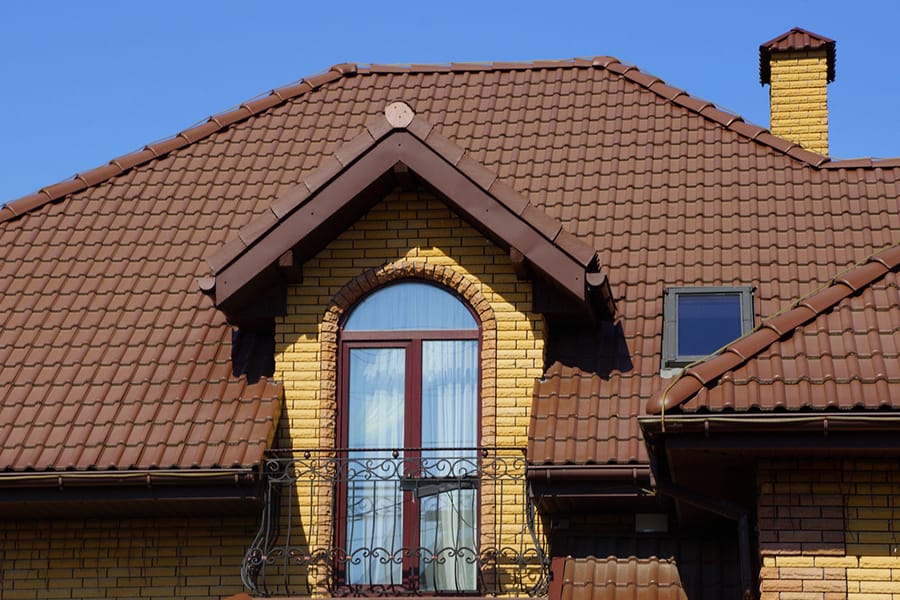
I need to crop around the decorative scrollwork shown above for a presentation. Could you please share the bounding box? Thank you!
[242,448,547,597]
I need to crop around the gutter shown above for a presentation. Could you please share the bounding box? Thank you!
[0,468,259,489]
[527,464,651,484]
[640,412,900,435]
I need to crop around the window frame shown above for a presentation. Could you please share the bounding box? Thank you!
[334,280,483,593]
[662,286,754,368]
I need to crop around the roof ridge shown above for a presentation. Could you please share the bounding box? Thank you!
[359,58,898,167]
[646,242,900,415]
[6,55,900,224]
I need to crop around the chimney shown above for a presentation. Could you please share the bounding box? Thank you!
[759,27,836,155]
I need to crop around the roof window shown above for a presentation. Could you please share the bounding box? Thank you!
[662,286,754,369]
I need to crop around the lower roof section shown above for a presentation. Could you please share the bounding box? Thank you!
[552,556,687,600]
[648,245,900,415]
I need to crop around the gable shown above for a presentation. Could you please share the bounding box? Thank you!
[202,103,615,323]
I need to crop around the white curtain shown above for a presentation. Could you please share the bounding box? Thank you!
[419,340,478,591]
[346,347,405,585]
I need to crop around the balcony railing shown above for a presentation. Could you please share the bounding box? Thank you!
[242,448,548,597]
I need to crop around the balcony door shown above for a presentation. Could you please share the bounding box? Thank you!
[338,281,480,592]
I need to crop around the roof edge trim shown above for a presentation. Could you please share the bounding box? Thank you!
[205,102,607,318]
[0,63,360,224]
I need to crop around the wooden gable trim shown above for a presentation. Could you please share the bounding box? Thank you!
[203,103,612,321]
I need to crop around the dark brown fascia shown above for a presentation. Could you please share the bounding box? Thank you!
[640,413,900,454]
[0,470,264,519]
[645,244,900,416]
[204,105,609,321]
[0,467,259,489]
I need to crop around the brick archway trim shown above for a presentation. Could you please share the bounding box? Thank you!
[317,260,498,450]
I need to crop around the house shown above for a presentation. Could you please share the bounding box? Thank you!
[0,27,897,600]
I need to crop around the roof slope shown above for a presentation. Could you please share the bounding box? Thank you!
[556,556,687,600]
[647,244,900,414]
[2,58,899,472]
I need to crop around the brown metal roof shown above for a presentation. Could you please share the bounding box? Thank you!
[2,56,898,473]
[647,244,900,415]
[759,27,836,84]
[555,556,687,600]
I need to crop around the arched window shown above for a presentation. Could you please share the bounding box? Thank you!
[337,281,480,592]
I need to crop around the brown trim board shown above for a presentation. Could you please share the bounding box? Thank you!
[205,105,609,320]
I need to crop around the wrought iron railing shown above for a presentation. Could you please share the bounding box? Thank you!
[243,448,548,597]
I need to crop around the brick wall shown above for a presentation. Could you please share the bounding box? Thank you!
[758,459,900,599]
[272,186,545,591]
[767,49,830,155]
[0,515,256,599]
[275,187,543,452]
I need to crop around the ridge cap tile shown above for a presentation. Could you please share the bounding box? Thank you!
[270,182,313,220]
[835,260,888,291]
[762,307,808,337]
[872,245,900,269]
[457,153,498,191]
[334,129,378,167]
[422,127,465,165]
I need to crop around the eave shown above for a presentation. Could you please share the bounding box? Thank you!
[200,102,614,323]
[0,467,263,518]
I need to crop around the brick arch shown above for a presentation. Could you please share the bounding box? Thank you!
[317,260,498,450]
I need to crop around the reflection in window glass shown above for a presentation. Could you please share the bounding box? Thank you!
[344,282,477,331]
[677,293,743,356]
[419,489,477,592]
[340,281,481,591]
[346,347,405,585]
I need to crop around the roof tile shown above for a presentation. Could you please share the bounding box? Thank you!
[2,57,899,472]
[559,556,688,600]
[648,247,900,414]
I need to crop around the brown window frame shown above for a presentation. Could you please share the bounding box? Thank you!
[334,282,483,594]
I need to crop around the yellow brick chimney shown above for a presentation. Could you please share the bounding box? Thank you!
[759,27,836,155]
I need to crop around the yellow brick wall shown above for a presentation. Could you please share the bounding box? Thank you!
[275,187,544,450]
[0,515,256,599]
[271,187,545,593]
[768,49,830,155]
[758,459,900,600]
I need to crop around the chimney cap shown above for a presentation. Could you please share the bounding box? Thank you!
[759,27,836,84]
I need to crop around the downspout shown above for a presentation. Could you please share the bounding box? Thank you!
[655,480,754,600]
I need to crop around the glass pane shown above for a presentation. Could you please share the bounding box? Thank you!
[677,293,743,357]
[421,340,478,471]
[345,282,477,331]
[348,348,405,449]
[347,348,404,585]
[419,489,478,592]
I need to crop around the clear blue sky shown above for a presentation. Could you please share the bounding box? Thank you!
[2,0,899,203]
